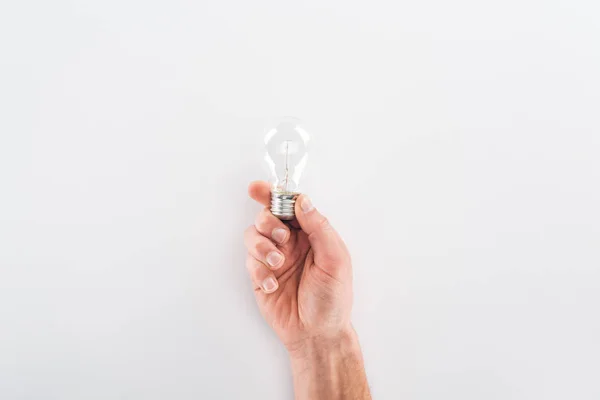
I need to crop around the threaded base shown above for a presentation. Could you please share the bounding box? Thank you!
[271,191,299,220]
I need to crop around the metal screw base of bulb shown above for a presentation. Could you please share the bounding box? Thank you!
[271,191,299,220]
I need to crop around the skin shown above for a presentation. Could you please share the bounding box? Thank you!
[244,181,371,400]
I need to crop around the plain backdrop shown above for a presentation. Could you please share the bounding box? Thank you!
[1,1,599,399]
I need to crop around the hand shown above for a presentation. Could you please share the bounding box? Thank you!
[244,181,353,350]
[244,181,371,399]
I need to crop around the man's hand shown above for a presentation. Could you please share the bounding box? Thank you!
[244,181,371,400]
[244,180,352,348]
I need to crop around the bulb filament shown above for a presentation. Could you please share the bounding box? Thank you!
[284,140,290,192]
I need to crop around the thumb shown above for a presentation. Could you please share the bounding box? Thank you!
[295,194,349,269]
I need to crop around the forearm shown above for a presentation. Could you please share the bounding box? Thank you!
[289,327,371,400]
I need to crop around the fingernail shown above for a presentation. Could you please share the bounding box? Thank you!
[301,196,314,213]
[262,277,278,293]
[266,251,284,269]
[272,228,288,244]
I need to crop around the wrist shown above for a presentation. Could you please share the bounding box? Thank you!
[287,325,371,400]
[287,325,358,365]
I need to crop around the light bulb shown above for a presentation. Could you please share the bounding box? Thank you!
[264,117,310,220]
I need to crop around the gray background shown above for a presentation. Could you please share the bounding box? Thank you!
[1,1,599,399]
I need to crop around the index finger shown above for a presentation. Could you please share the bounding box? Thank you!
[248,180,271,207]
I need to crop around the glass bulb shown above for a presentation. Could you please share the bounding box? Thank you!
[264,117,310,220]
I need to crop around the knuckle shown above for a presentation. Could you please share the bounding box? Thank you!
[248,263,260,277]
[252,239,269,256]
[318,216,331,231]
[254,210,270,230]
[251,241,262,255]
[323,251,342,265]
[245,256,254,271]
